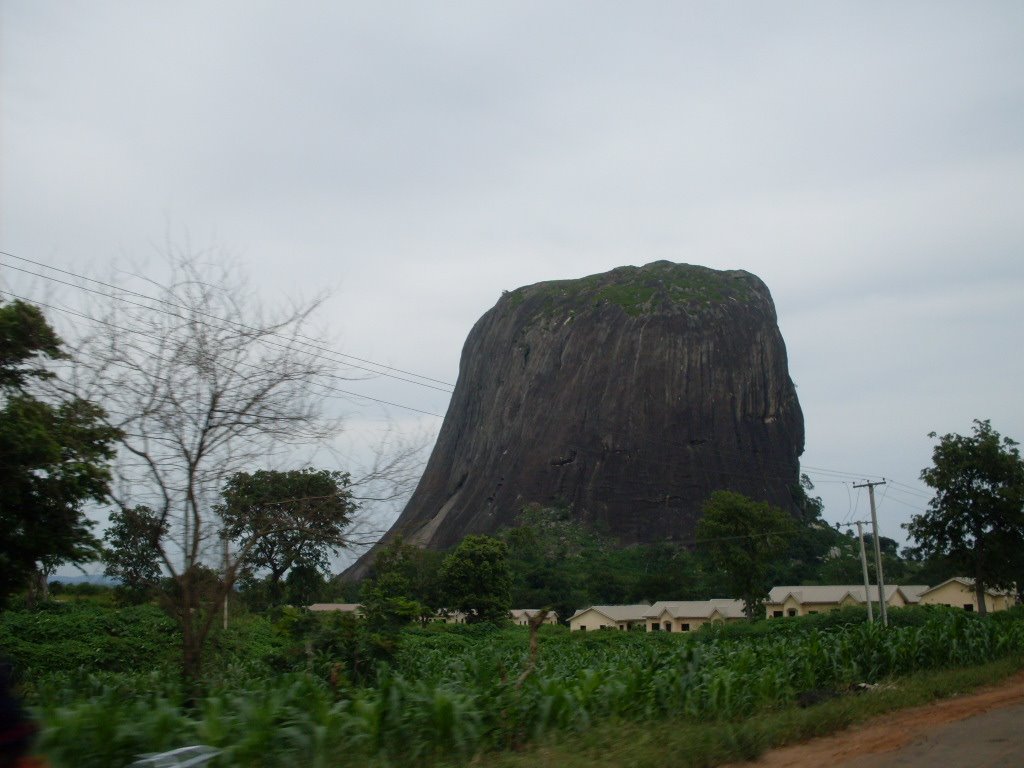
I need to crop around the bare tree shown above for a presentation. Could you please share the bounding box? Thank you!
[70,247,350,683]
[344,424,434,549]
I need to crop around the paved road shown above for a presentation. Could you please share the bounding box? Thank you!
[839,701,1024,768]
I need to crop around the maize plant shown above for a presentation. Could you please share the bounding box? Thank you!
[30,608,1024,768]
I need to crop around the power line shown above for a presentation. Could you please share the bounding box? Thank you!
[884,478,932,499]
[3,260,932,516]
[1,260,454,395]
[0,251,455,392]
[881,495,927,514]
[0,284,908,488]
[560,438,870,496]
[0,287,446,419]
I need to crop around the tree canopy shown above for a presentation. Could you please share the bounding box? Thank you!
[0,300,119,606]
[906,420,1024,614]
[360,537,436,630]
[438,535,512,624]
[102,505,168,603]
[219,468,357,590]
[696,491,796,619]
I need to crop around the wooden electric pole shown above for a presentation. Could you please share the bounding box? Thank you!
[855,520,874,623]
[854,480,888,626]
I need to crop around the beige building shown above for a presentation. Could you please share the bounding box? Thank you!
[510,608,558,626]
[765,585,929,618]
[308,602,363,616]
[917,577,1016,613]
[568,604,650,631]
[433,609,469,624]
[644,599,745,632]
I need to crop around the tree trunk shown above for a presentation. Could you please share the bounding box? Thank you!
[975,577,988,617]
[25,566,49,608]
[182,626,202,694]
[743,597,757,621]
[516,609,550,688]
[177,568,208,694]
[177,564,237,693]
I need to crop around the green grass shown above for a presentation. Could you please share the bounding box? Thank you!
[503,262,757,320]
[478,655,1024,768]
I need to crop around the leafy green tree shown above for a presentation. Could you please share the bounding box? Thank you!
[813,533,869,585]
[0,298,64,386]
[696,491,796,619]
[0,300,119,607]
[501,504,721,615]
[218,468,357,604]
[438,535,512,624]
[103,505,168,603]
[766,474,848,585]
[360,537,431,630]
[906,420,1024,615]
[283,562,330,606]
[502,505,607,620]
[622,543,708,603]
[791,473,825,524]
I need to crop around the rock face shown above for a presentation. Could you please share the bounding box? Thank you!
[347,261,803,577]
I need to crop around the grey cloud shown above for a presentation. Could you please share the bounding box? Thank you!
[3,1,1023,547]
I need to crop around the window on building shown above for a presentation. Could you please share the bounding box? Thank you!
[651,623,659,631]
[579,625,586,631]
[663,622,672,632]
[681,623,690,632]
[787,609,797,617]
[773,610,783,618]
[964,604,974,612]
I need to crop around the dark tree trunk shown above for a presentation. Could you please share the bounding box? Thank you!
[25,566,51,608]
[975,577,988,617]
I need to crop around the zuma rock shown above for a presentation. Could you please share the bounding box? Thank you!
[347,261,803,577]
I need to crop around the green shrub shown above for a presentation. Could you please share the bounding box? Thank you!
[0,602,180,676]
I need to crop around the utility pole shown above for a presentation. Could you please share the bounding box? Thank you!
[854,480,888,626]
[855,521,874,623]
[223,534,230,631]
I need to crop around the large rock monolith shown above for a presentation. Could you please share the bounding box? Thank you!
[346,261,803,578]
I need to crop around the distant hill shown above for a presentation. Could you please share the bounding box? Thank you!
[50,573,119,586]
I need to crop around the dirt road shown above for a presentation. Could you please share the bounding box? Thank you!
[732,669,1024,768]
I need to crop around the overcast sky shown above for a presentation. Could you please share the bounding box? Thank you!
[3,2,1023,558]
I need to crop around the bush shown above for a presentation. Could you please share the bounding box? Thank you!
[0,602,180,676]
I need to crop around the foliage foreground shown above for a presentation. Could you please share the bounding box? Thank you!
[14,606,1024,768]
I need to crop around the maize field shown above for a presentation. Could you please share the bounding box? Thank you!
[31,608,1024,767]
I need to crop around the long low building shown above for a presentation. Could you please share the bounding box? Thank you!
[568,600,745,632]
[568,604,652,631]
[765,585,929,618]
[645,599,745,632]
[917,577,1016,613]
[308,602,363,616]
[569,578,1015,631]
[510,608,559,626]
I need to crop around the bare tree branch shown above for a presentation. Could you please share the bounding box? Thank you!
[66,247,358,683]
